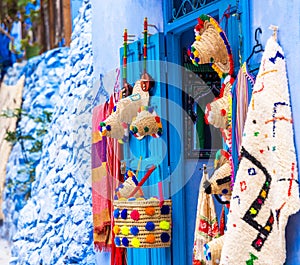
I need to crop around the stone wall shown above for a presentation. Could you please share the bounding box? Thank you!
[7,0,98,264]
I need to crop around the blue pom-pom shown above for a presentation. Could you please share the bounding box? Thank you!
[114,237,121,246]
[195,57,200,63]
[128,197,136,201]
[145,222,155,231]
[114,195,118,200]
[106,125,111,131]
[113,106,117,112]
[160,205,170,215]
[122,237,129,247]
[160,233,170,243]
[113,209,120,218]
[130,226,139,236]
[148,107,154,113]
[121,209,127,219]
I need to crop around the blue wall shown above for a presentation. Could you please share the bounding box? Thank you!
[250,1,300,263]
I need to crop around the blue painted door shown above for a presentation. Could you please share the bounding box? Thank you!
[120,32,171,265]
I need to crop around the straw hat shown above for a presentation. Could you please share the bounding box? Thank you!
[204,76,232,129]
[188,14,234,78]
[118,80,150,123]
[130,106,163,139]
[99,79,150,141]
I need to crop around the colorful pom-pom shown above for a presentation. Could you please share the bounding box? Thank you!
[100,122,105,126]
[121,209,127,219]
[113,209,120,218]
[146,234,156,244]
[122,237,129,247]
[121,225,129,236]
[160,233,170,243]
[155,116,161,123]
[195,57,200,63]
[145,206,155,216]
[106,125,111,131]
[144,126,149,132]
[114,237,121,246]
[195,35,201,41]
[145,221,155,231]
[160,205,170,215]
[159,220,170,230]
[130,210,140,221]
[130,226,139,236]
[220,109,227,116]
[113,225,120,235]
[148,106,154,113]
[131,237,140,248]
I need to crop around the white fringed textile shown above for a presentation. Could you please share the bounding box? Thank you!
[220,37,300,265]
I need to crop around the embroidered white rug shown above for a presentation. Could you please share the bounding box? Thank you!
[220,37,300,265]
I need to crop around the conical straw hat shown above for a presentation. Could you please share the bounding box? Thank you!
[188,14,234,78]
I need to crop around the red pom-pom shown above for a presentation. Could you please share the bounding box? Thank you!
[130,210,140,221]
[187,49,191,56]
[155,116,161,123]
[221,109,227,116]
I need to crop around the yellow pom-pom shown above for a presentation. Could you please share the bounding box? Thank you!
[127,170,134,177]
[113,225,120,235]
[131,237,140,248]
[195,35,201,41]
[149,197,159,201]
[146,234,155,243]
[145,206,155,216]
[194,50,199,57]
[159,220,170,231]
[121,225,130,236]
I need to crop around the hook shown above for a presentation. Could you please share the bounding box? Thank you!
[254,27,262,44]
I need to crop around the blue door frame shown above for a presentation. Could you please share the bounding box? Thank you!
[163,1,251,265]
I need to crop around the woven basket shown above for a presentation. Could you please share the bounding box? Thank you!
[113,199,172,248]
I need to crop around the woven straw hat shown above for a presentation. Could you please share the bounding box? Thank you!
[130,106,163,139]
[205,76,232,129]
[99,112,128,141]
[188,14,234,78]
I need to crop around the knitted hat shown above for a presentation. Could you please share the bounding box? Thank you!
[188,14,234,78]
[220,37,300,265]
